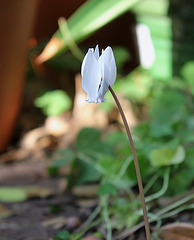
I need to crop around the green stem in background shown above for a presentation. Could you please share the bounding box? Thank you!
[76,204,101,233]
[143,173,159,195]
[154,193,194,218]
[58,17,84,61]
[117,194,194,240]
[102,196,112,240]
[117,155,133,180]
[71,218,102,240]
[145,168,170,203]
[109,86,151,240]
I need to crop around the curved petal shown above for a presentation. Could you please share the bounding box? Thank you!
[81,48,101,103]
[102,46,117,87]
[97,52,108,102]
[98,47,116,101]
[81,54,87,78]
[94,45,100,60]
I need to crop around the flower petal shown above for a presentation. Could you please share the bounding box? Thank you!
[98,47,116,101]
[94,45,100,60]
[102,46,117,87]
[81,48,101,103]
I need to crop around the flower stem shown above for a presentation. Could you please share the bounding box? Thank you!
[109,86,151,240]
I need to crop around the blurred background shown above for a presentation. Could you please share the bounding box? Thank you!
[0,0,194,239]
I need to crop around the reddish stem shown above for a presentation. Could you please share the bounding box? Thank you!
[109,86,151,240]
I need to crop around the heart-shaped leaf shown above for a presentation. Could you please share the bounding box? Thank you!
[150,145,185,167]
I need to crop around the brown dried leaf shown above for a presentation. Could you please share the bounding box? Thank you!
[26,186,53,199]
[42,216,67,229]
[36,37,64,63]
[75,198,99,208]
[72,184,99,198]
[42,216,81,230]
[159,223,194,240]
[0,148,31,163]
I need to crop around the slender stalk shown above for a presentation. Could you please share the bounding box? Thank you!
[76,204,101,232]
[145,168,170,203]
[102,196,112,240]
[117,194,194,240]
[109,86,151,240]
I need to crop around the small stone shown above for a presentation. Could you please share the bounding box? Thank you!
[66,216,81,228]
[82,235,102,240]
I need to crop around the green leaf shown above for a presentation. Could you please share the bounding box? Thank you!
[132,0,169,16]
[34,90,71,116]
[168,167,194,195]
[117,69,153,101]
[149,89,187,125]
[105,131,128,147]
[185,147,194,168]
[77,158,101,184]
[76,128,101,151]
[149,121,173,138]
[134,122,149,138]
[47,166,59,176]
[113,47,130,70]
[150,145,185,167]
[0,186,52,202]
[99,156,122,178]
[48,51,81,71]
[52,148,75,168]
[38,0,141,61]
[68,156,101,187]
[98,183,118,196]
[110,197,140,230]
[54,230,70,240]
[0,187,27,202]
[181,61,194,94]
[126,154,150,184]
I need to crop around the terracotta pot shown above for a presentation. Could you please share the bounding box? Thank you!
[0,0,38,152]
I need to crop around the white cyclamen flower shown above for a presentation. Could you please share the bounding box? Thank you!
[81,45,117,103]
